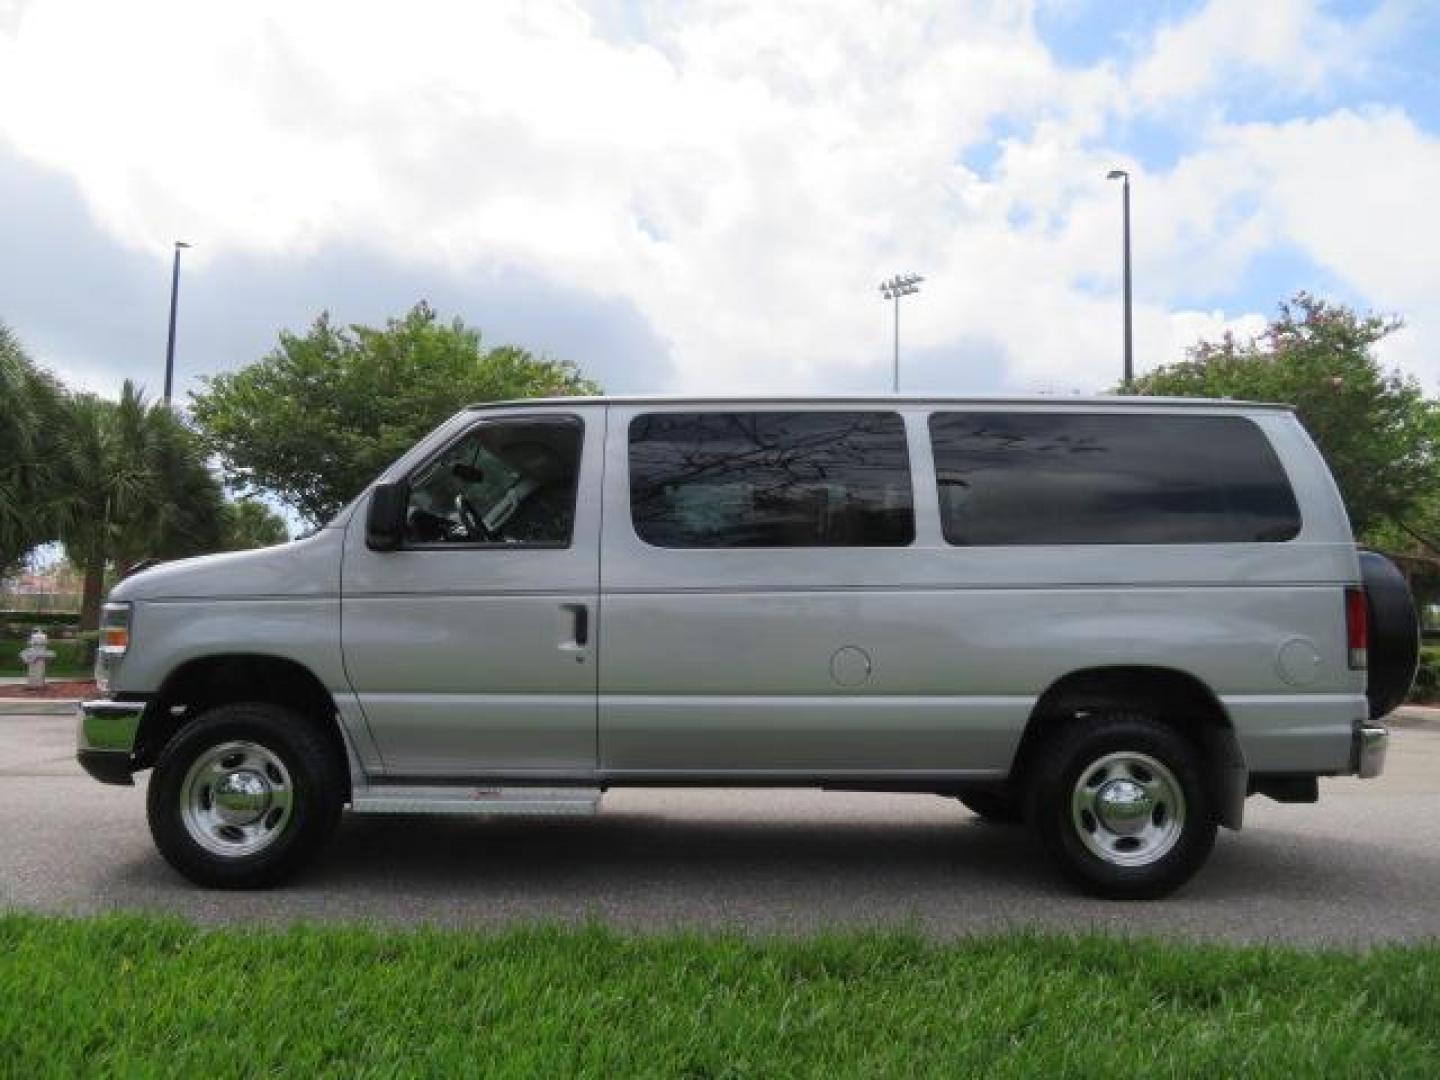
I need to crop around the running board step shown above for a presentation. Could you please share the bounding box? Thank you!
[352,786,602,816]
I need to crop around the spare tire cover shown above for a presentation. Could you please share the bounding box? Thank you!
[1360,550,1420,719]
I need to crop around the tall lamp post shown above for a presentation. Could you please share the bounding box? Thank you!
[1106,169,1133,389]
[878,272,923,393]
[163,241,192,406]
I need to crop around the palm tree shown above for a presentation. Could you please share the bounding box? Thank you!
[114,402,226,570]
[0,325,68,577]
[0,326,40,574]
[59,387,154,628]
[220,499,289,551]
[58,382,227,629]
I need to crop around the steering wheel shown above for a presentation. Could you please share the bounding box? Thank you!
[457,493,498,541]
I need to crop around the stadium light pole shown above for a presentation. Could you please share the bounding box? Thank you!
[1106,169,1133,389]
[878,272,923,393]
[163,241,192,406]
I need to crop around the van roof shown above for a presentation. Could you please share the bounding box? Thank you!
[466,394,1295,412]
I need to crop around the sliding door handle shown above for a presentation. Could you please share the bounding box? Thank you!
[559,603,589,649]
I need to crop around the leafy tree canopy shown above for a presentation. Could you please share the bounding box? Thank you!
[1129,293,1440,539]
[190,302,601,525]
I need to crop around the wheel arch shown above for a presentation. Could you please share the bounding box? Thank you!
[133,653,351,798]
[1012,665,1247,830]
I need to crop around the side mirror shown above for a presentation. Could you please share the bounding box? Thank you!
[366,481,410,551]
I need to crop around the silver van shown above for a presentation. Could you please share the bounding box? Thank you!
[77,397,1418,898]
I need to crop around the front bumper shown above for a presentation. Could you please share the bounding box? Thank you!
[76,699,145,786]
[1353,722,1388,780]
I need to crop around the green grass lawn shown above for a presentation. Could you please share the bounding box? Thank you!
[2,915,1438,1076]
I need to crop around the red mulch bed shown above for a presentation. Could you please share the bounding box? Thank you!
[0,680,95,699]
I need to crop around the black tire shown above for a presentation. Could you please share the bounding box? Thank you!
[956,789,1024,824]
[1360,551,1420,719]
[146,702,345,889]
[1027,713,1216,901]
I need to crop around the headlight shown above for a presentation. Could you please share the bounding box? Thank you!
[95,603,131,694]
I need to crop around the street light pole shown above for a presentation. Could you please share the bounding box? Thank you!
[163,241,191,406]
[1106,170,1133,389]
[878,272,923,393]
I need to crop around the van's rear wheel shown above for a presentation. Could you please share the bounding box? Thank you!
[1028,713,1216,900]
[147,703,344,889]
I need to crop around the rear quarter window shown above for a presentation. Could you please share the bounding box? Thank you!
[928,412,1301,545]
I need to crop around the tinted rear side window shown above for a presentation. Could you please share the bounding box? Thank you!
[629,412,914,548]
[928,412,1301,545]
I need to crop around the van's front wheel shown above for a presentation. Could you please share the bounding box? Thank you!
[146,703,344,888]
[1028,713,1216,900]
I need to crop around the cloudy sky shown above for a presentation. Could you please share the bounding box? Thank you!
[1,0,1436,404]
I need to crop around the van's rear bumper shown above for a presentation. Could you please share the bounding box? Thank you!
[1353,722,1388,779]
[75,699,144,786]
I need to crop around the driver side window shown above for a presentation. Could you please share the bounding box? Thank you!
[403,416,583,548]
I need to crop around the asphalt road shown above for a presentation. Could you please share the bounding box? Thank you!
[4,709,1439,947]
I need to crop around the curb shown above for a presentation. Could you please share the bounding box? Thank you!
[0,699,81,716]
[1391,706,1440,727]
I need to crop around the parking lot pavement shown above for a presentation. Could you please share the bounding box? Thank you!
[4,709,1440,947]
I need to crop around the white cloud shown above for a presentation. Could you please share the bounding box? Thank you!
[0,0,1433,397]
[1129,106,1440,383]
[1128,0,1403,108]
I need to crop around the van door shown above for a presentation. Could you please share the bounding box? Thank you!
[596,405,1027,778]
[341,406,603,778]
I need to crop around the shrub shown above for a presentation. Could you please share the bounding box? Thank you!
[1408,648,1440,703]
[0,609,80,629]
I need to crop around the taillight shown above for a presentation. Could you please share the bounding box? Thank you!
[1345,587,1368,670]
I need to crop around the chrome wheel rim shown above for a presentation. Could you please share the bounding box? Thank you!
[180,741,294,858]
[1071,751,1185,868]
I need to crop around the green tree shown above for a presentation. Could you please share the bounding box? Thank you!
[190,302,600,525]
[1130,294,1440,539]
[58,382,227,628]
[220,499,289,551]
[0,324,69,576]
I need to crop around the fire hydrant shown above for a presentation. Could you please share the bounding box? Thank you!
[19,630,56,690]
